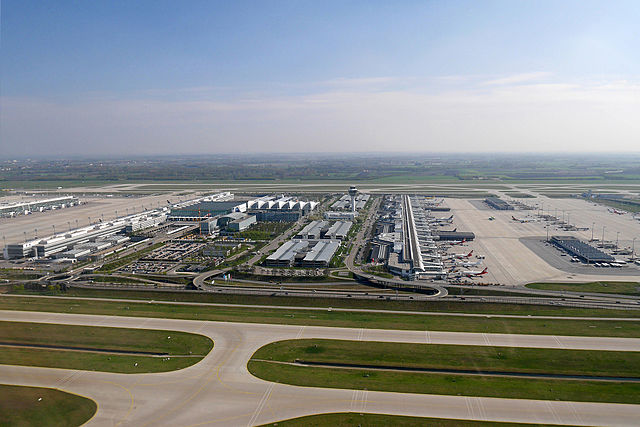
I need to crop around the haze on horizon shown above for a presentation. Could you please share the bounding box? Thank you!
[1,1,639,157]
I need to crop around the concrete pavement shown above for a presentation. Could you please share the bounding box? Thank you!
[1,310,640,426]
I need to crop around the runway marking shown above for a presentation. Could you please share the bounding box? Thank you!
[360,389,368,413]
[465,396,477,420]
[295,326,305,339]
[553,336,566,349]
[247,382,275,427]
[566,400,584,425]
[545,400,561,424]
[482,333,491,346]
[425,330,431,344]
[101,380,134,427]
[357,328,365,341]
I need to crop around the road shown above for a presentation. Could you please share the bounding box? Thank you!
[1,310,639,426]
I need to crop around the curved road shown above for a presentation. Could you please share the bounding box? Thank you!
[1,310,640,426]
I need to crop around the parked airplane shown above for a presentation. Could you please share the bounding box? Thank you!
[608,208,626,215]
[460,267,488,278]
[456,259,483,267]
[448,238,466,246]
[452,250,473,259]
[512,215,537,223]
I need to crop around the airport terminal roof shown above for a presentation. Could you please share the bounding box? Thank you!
[266,240,310,263]
[303,240,340,263]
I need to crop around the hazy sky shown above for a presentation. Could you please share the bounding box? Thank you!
[2,1,639,157]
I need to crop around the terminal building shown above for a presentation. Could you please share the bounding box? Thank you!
[4,211,164,260]
[550,236,615,263]
[485,197,514,210]
[0,195,81,218]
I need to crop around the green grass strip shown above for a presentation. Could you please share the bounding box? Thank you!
[0,320,213,373]
[0,384,96,427]
[247,361,640,404]
[1,295,640,337]
[252,339,640,378]
[527,282,640,296]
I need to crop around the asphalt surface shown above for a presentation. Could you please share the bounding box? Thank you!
[2,310,640,426]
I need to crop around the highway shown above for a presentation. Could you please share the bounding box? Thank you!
[2,310,640,426]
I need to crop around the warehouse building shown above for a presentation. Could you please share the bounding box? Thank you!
[265,240,310,267]
[296,220,328,239]
[324,211,357,220]
[265,239,339,268]
[325,221,352,240]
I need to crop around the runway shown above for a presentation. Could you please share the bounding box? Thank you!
[1,310,640,426]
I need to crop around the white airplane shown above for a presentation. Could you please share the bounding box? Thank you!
[608,208,626,215]
[452,250,473,259]
[459,267,488,278]
[456,259,483,267]
[512,215,537,223]
[447,237,465,246]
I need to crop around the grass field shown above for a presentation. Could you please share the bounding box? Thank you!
[0,321,213,373]
[526,281,640,296]
[0,384,96,427]
[248,339,640,404]
[11,286,640,318]
[251,339,640,377]
[259,413,555,427]
[1,295,640,337]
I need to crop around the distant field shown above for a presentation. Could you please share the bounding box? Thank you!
[249,339,640,404]
[0,320,213,373]
[259,413,556,427]
[0,384,96,427]
[526,282,640,296]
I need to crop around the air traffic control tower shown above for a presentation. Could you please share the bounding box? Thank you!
[348,186,358,213]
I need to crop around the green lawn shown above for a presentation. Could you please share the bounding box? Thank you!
[526,281,640,296]
[1,295,640,337]
[0,321,213,373]
[0,384,96,427]
[259,413,555,427]
[251,339,640,378]
[248,362,640,404]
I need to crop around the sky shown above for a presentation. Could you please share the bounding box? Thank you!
[1,0,639,157]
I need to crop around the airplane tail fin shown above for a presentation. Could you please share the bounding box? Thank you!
[453,228,457,232]
[467,250,473,257]
[481,267,488,274]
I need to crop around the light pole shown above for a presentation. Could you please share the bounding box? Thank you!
[632,238,636,261]
[67,221,71,232]
[52,225,56,236]
[546,225,549,242]
[616,232,620,251]
[591,222,595,241]
[602,226,606,247]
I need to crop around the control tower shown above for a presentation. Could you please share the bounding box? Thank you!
[348,186,358,213]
